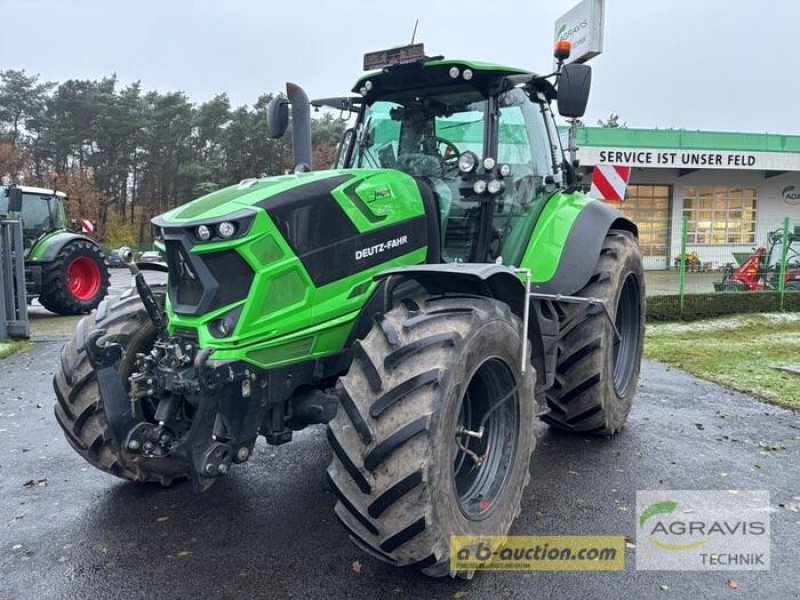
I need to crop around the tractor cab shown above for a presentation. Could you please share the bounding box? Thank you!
[271,43,591,266]
[1,186,69,255]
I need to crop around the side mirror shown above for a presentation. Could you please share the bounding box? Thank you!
[265,95,289,139]
[7,187,23,212]
[557,64,592,118]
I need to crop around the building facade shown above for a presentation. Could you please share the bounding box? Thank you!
[575,128,800,270]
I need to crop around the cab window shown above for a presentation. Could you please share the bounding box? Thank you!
[492,88,554,264]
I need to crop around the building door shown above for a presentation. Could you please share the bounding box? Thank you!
[619,184,671,269]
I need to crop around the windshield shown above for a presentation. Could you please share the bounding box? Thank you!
[351,85,487,177]
[0,191,67,244]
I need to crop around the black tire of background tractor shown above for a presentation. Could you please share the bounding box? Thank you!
[541,229,645,435]
[327,295,536,577]
[53,286,187,485]
[38,240,110,315]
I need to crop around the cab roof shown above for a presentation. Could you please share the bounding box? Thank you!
[4,185,67,198]
[353,58,534,96]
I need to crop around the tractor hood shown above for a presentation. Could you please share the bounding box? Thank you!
[151,168,433,358]
[154,169,422,227]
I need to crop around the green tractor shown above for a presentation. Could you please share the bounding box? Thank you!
[1,185,110,315]
[54,43,644,577]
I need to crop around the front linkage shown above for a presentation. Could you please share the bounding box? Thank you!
[84,307,265,492]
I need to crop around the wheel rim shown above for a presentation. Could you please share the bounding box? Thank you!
[612,274,641,397]
[452,357,520,521]
[67,256,102,301]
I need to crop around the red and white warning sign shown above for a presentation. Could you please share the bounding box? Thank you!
[590,164,631,202]
[81,219,95,234]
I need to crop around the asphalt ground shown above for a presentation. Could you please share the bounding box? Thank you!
[1,269,798,599]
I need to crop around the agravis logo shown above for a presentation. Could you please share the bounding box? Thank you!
[636,491,770,571]
[557,20,588,42]
[640,500,709,551]
[781,185,800,205]
[640,498,766,551]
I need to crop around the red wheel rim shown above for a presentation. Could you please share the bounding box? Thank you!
[67,257,102,301]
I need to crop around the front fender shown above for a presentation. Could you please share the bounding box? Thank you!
[375,263,527,315]
[370,264,554,384]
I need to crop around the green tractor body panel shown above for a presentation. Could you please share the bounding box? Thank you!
[25,229,65,260]
[155,169,430,368]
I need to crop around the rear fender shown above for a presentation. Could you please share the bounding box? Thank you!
[522,195,638,296]
[28,231,102,262]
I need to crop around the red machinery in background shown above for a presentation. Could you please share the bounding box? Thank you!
[715,228,800,292]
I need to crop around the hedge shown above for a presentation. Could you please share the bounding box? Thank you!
[646,291,800,321]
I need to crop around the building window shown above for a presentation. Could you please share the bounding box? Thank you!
[620,185,671,257]
[682,186,756,244]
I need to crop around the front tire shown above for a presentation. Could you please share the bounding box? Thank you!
[39,240,110,315]
[53,286,188,485]
[327,294,535,577]
[542,230,645,435]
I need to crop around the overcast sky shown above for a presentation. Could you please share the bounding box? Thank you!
[2,0,799,134]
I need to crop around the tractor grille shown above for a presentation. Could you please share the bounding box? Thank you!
[164,239,254,315]
[166,241,203,306]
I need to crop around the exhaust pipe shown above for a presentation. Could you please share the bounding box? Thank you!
[286,82,312,170]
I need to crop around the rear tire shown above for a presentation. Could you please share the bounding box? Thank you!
[541,230,645,435]
[53,286,188,485]
[39,240,110,315]
[327,294,535,577]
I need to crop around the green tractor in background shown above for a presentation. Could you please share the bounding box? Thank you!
[54,43,644,577]
[1,185,110,315]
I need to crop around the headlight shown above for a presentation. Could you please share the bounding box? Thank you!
[487,179,505,195]
[458,151,478,174]
[483,157,496,171]
[473,180,488,194]
[196,224,211,241]
[462,68,473,81]
[499,164,511,177]
[217,221,236,239]
[208,306,243,338]
[449,66,460,79]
